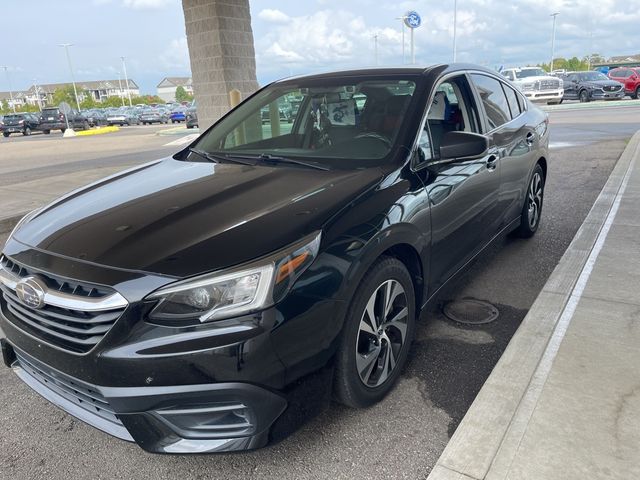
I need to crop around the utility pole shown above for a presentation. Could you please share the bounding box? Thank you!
[58,44,81,111]
[33,79,43,111]
[117,71,125,106]
[550,12,559,72]
[453,0,458,62]
[373,33,379,65]
[121,56,132,107]
[396,16,407,64]
[1,66,16,113]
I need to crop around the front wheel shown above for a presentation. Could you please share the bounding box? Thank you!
[23,127,31,136]
[635,87,640,100]
[513,164,545,238]
[579,90,590,103]
[334,257,416,408]
[43,130,50,134]
[2,132,9,137]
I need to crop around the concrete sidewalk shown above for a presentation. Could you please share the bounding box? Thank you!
[429,132,640,480]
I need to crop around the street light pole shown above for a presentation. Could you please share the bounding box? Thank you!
[1,66,16,113]
[453,0,458,62]
[373,33,379,65]
[117,71,125,106]
[396,16,407,64]
[33,79,43,111]
[550,12,559,72]
[58,43,81,111]
[121,56,132,107]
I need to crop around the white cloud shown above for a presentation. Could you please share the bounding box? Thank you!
[122,0,171,9]
[258,9,290,23]
[159,37,190,70]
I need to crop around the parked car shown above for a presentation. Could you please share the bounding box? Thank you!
[140,108,169,125]
[170,107,186,123]
[260,104,293,124]
[560,71,625,102]
[501,67,564,104]
[0,64,548,454]
[38,107,89,134]
[185,102,198,129]
[107,108,140,126]
[607,67,640,99]
[82,109,108,127]
[1,113,40,137]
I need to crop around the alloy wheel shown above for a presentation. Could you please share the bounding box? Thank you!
[527,171,543,229]
[355,279,408,388]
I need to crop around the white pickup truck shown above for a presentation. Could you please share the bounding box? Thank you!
[501,67,564,104]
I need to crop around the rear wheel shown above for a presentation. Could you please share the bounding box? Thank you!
[61,128,66,134]
[513,164,545,238]
[23,127,31,136]
[334,257,416,408]
[2,132,9,137]
[83,121,90,130]
[635,86,640,100]
[43,130,50,135]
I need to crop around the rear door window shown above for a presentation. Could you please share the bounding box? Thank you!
[502,84,521,119]
[470,74,512,130]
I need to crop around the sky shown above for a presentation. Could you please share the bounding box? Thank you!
[2,0,639,95]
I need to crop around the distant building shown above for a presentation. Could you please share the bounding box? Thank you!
[593,54,640,70]
[24,79,140,106]
[0,91,27,110]
[157,77,193,102]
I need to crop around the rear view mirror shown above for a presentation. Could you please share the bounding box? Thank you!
[439,131,489,160]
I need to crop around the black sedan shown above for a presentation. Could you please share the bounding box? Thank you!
[560,71,625,102]
[0,64,548,454]
[1,113,40,136]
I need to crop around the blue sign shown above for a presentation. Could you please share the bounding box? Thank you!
[404,11,421,29]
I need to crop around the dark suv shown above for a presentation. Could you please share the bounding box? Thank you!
[1,113,40,137]
[38,107,89,134]
[560,71,625,102]
[0,64,549,454]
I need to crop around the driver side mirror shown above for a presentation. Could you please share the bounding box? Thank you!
[439,131,489,161]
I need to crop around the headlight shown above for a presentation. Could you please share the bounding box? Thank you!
[147,231,321,324]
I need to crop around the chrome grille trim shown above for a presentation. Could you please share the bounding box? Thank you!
[0,256,128,353]
[0,262,128,311]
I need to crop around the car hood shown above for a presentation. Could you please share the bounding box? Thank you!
[582,80,621,88]
[514,75,558,83]
[14,158,382,277]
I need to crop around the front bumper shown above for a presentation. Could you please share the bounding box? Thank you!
[2,340,287,453]
[589,90,625,100]
[524,89,564,102]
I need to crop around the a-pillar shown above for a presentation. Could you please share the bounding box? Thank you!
[182,0,259,130]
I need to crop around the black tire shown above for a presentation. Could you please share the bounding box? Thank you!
[23,127,31,136]
[513,164,545,238]
[186,124,193,129]
[61,128,66,134]
[635,87,640,100]
[2,132,9,137]
[579,90,590,103]
[83,121,90,130]
[43,130,50,135]
[334,257,416,408]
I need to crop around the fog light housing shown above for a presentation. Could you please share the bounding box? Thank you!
[153,402,255,439]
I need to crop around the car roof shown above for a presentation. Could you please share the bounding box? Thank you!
[271,64,498,84]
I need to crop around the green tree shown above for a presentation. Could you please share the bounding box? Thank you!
[1,99,9,113]
[175,85,193,103]
[130,94,165,105]
[101,96,126,107]
[80,92,98,110]
[50,85,78,108]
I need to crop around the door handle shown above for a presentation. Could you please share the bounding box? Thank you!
[525,132,535,146]
[486,154,498,171]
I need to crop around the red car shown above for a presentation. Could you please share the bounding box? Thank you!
[608,67,640,98]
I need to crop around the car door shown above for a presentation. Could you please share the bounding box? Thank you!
[563,74,577,98]
[412,73,502,293]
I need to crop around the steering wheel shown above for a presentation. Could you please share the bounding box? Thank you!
[354,132,392,148]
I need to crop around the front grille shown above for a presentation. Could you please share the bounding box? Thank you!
[538,79,560,91]
[14,348,123,428]
[603,85,621,92]
[0,256,127,354]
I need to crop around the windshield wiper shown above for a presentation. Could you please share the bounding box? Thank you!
[188,147,219,163]
[250,153,330,171]
[188,148,255,166]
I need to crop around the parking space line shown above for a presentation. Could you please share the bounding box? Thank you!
[163,134,199,147]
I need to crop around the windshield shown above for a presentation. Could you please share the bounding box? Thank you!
[194,76,418,167]
[516,68,546,78]
[578,72,609,81]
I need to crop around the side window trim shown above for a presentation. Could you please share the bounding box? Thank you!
[468,71,521,134]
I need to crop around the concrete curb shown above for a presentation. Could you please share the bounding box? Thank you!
[156,126,197,136]
[542,98,640,112]
[427,130,640,480]
[75,126,120,136]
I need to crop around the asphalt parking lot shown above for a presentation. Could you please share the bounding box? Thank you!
[0,105,638,479]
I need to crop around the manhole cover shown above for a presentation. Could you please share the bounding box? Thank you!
[443,299,499,325]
